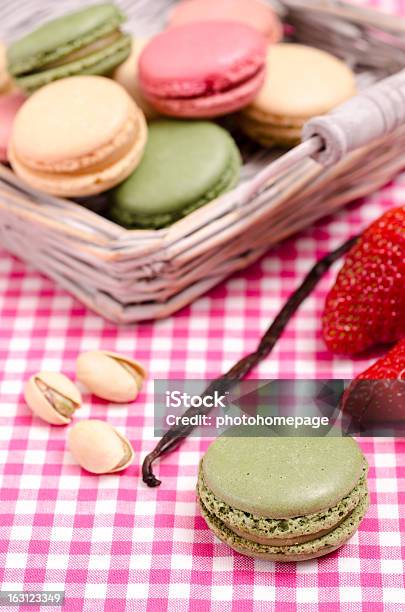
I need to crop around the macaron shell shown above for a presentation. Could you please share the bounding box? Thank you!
[249,43,357,119]
[168,0,283,43]
[199,492,369,561]
[0,92,26,162]
[139,21,267,99]
[113,38,159,120]
[11,76,135,167]
[202,434,366,518]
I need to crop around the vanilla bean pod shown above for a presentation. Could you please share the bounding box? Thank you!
[142,236,358,487]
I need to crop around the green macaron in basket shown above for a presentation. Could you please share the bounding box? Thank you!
[7,3,132,93]
[1,0,405,323]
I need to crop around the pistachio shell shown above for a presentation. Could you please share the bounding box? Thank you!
[76,351,146,402]
[24,372,82,425]
[67,419,134,474]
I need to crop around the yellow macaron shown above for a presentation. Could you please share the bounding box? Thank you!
[9,75,147,197]
[239,43,357,147]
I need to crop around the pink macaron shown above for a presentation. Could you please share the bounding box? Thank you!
[139,21,267,118]
[168,0,282,43]
[0,92,26,162]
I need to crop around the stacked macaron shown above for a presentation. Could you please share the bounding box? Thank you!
[138,22,267,118]
[198,434,369,561]
[113,0,281,121]
[238,44,357,147]
[9,76,147,197]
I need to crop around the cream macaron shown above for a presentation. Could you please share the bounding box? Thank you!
[239,43,357,147]
[9,75,147,197]
[113,38,158,120]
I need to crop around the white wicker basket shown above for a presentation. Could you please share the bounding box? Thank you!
[1,0,405,323]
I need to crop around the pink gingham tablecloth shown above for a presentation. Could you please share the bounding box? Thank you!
[1,6,405,612]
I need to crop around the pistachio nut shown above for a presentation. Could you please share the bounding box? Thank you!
[76,351,146,403]
[24,372,82,425]
[67,419,134,474]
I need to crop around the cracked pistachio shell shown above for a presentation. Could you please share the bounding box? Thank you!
[76,351,146,403]
[68,420,134,474]
[24,372,82,425]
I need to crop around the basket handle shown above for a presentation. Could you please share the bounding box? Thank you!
[302,68,405,165]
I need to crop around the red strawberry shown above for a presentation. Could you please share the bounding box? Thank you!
[341,339,405,430]
[323,206,405,354]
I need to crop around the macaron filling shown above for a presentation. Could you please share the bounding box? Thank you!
[42,30,124,69]
[243,107,308,129]
[141,53,267,100]
[145,66,266,118]
[239,115,303,146]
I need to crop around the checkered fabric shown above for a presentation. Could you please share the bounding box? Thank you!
[1,3,405,612]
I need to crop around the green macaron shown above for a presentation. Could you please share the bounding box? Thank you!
[7,3,131,93]
[198,434,369,561]
[108,119,242,229]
